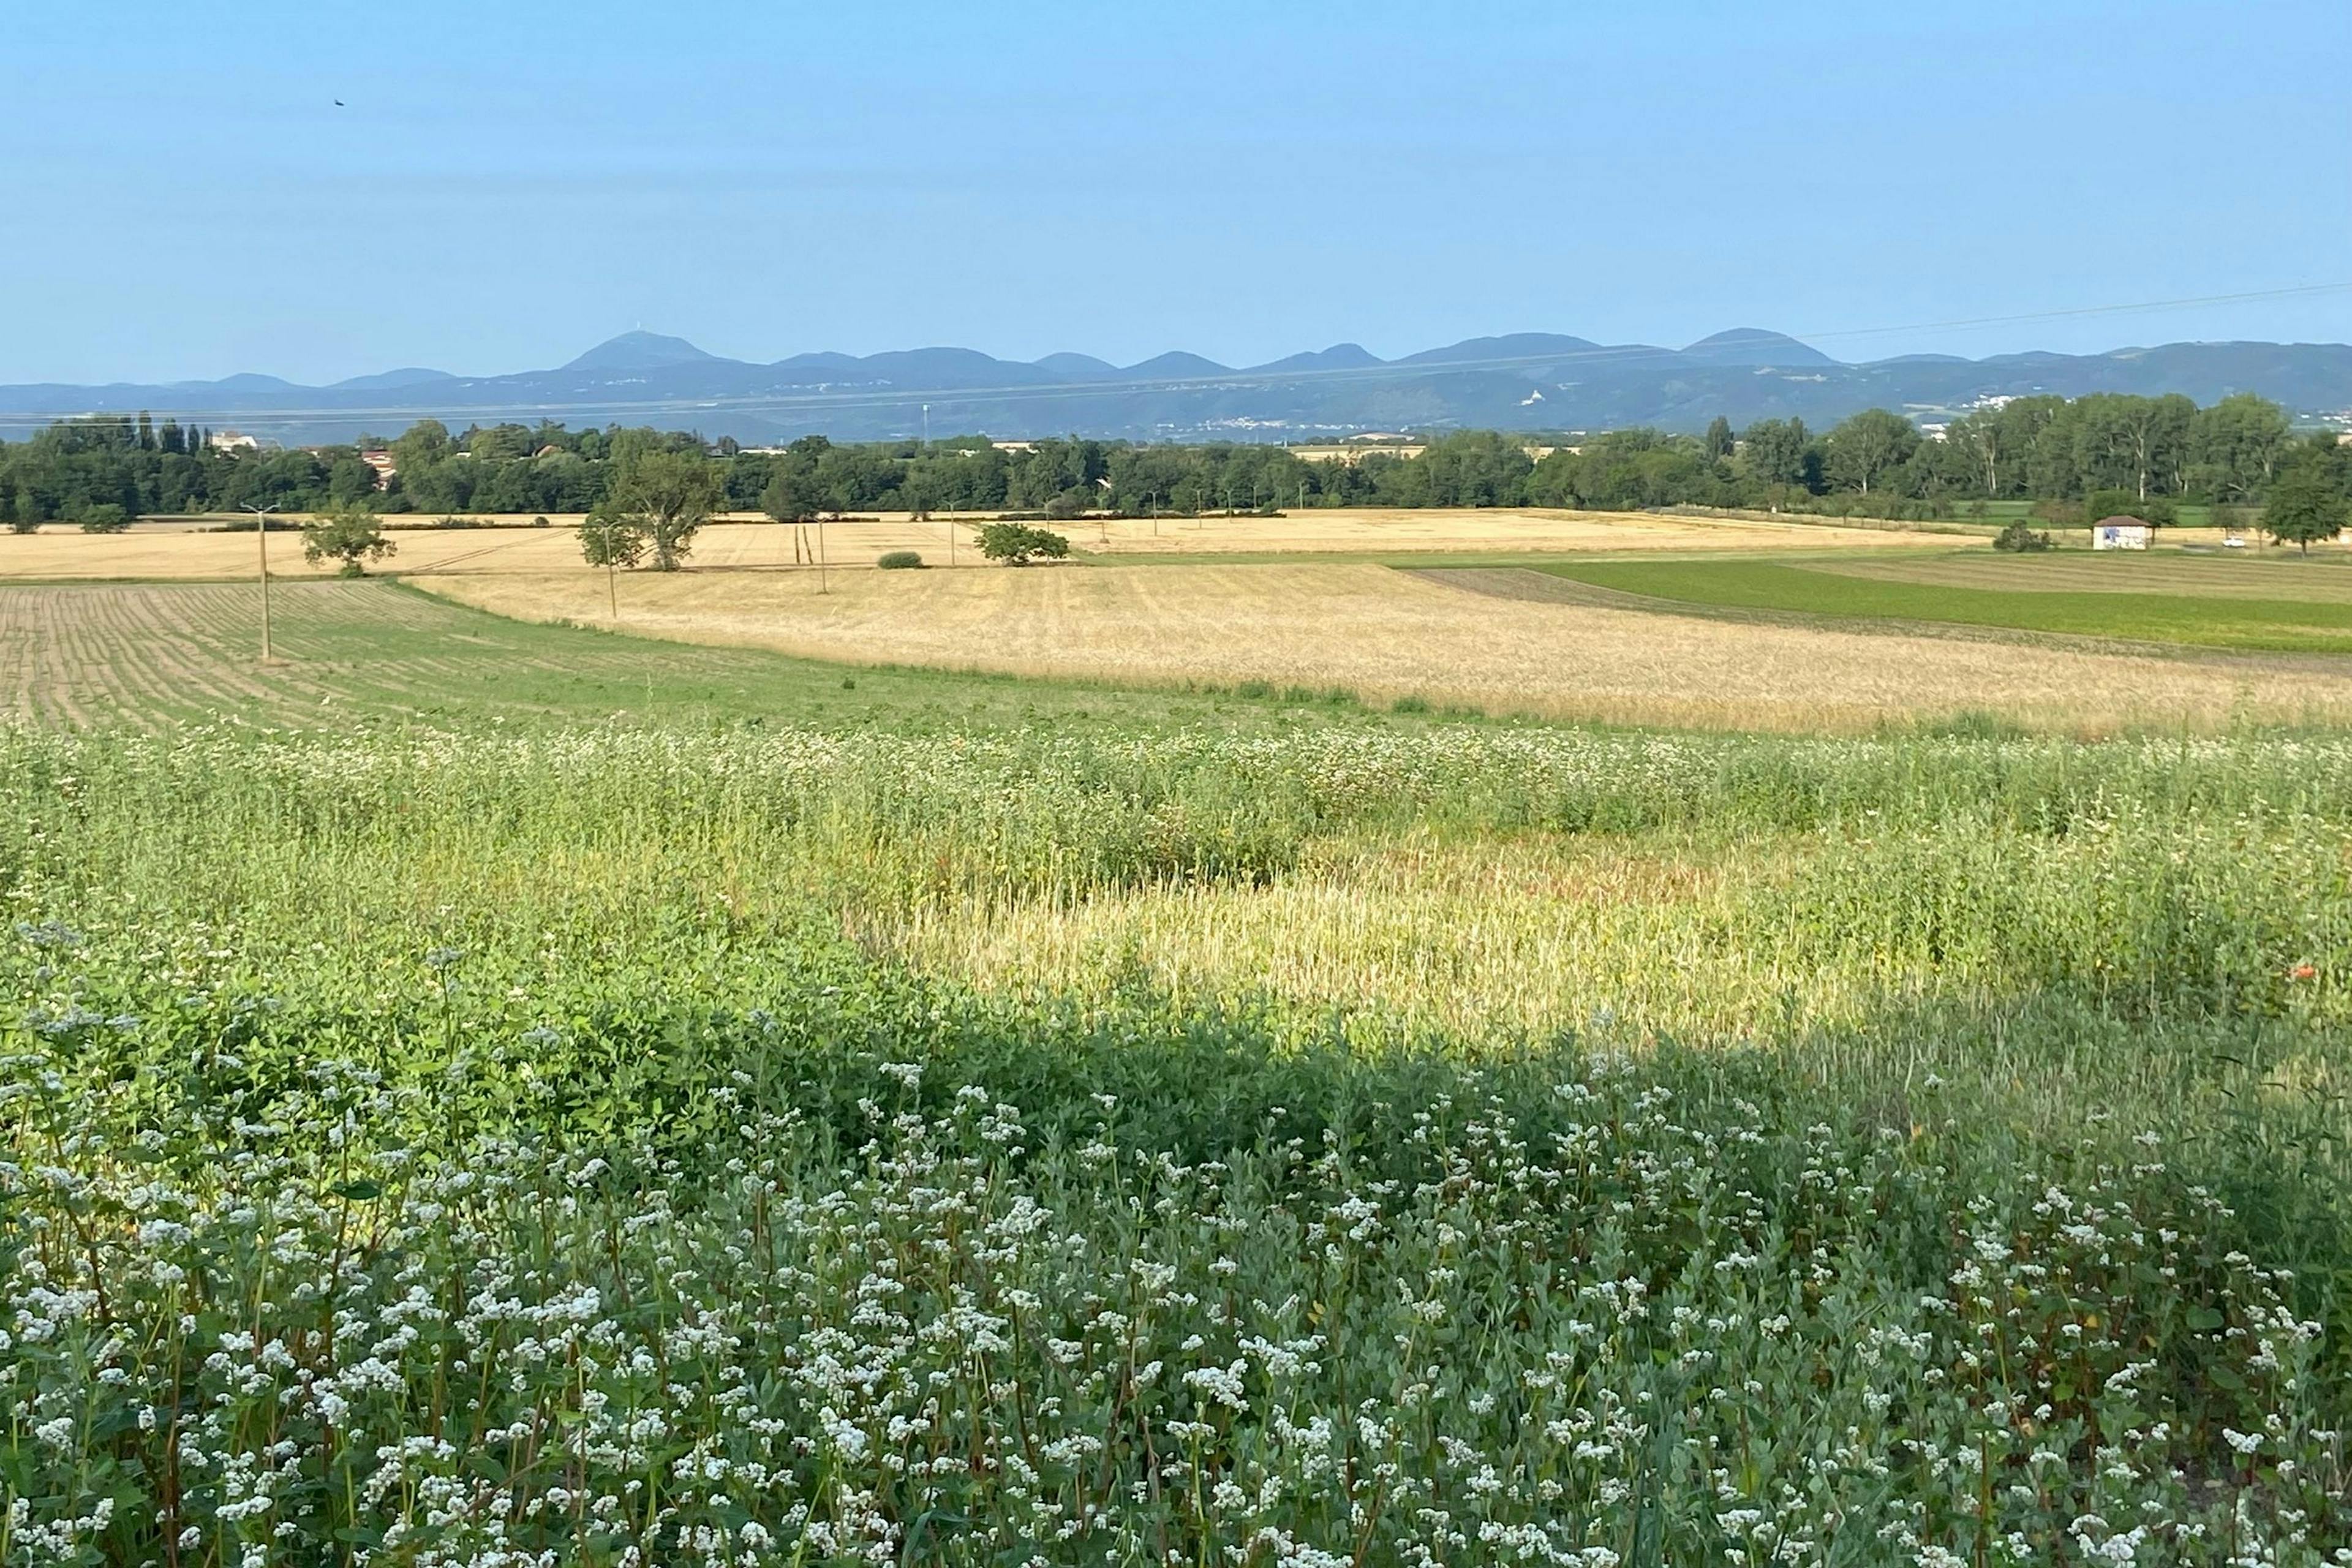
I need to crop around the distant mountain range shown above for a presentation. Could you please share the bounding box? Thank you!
[5,328,2350,445]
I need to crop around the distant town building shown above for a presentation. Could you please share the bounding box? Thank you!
[208,429,263,453]
[1284,443,1428,465]
[1284,440,1564,466]
[2092,516,2152,551]
[358,450,397,489]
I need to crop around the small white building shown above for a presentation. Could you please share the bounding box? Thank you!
[2092,516,2152,551]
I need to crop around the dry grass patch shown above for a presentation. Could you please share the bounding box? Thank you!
[861,834,1772,1044]
[424,559,2352,732]
[1072,506,1965,556]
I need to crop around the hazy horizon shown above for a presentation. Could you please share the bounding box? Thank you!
[7,0,2348,385]
[26,319,2352,394]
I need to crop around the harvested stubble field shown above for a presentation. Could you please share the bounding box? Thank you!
[0,579,1374,730]
[431,558,2352,731]
[0,520,832,582]
[0,507,1954,582]
[1066,505,1966,556]
[0,580,789,725]
[0,523,592,582]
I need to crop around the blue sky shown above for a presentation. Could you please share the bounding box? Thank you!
[5,0,2347,383]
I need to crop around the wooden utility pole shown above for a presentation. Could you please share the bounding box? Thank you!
[242,503,280,660]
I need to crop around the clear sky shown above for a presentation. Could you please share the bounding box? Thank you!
[6,0,2348,384]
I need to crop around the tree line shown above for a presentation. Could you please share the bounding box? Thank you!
[1,392,2345,536]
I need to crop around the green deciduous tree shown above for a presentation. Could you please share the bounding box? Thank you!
[578,509,646,570]
[2261,453,2351,554]
[579,505,647,614]
[973,522,1069,565]
[2083,489,2175,529]
[605,450,723,570]
[1703,416,1734,462]
[1417,431,1534,506]
[1945,409,2008,498]
[2189,393,2293,503]
[390,419,452,477]
[300,510,396,575]
[1822,410,1918,496]
[761,469,820,524]
[1736,418,1814,491]
[2071,392,2193,501]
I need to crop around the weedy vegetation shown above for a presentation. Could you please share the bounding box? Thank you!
[2,603,2352,1563]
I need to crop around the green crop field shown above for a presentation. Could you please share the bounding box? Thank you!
[1539,553,2352,651]
[6,580,2352,1565]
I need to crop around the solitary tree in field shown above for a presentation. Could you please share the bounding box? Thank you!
[2262,458,2351,554]
[300,509,396,576]
[973,522,1069,565]
[579,506,647,614]
[605,450,723,570]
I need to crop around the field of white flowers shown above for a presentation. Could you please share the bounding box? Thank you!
[4,719,2350,1564]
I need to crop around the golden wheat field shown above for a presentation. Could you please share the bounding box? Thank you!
[1058,507,1964,555]
[0,508,1959,582]
[0,525,579,582]
[426,559,2351,731]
